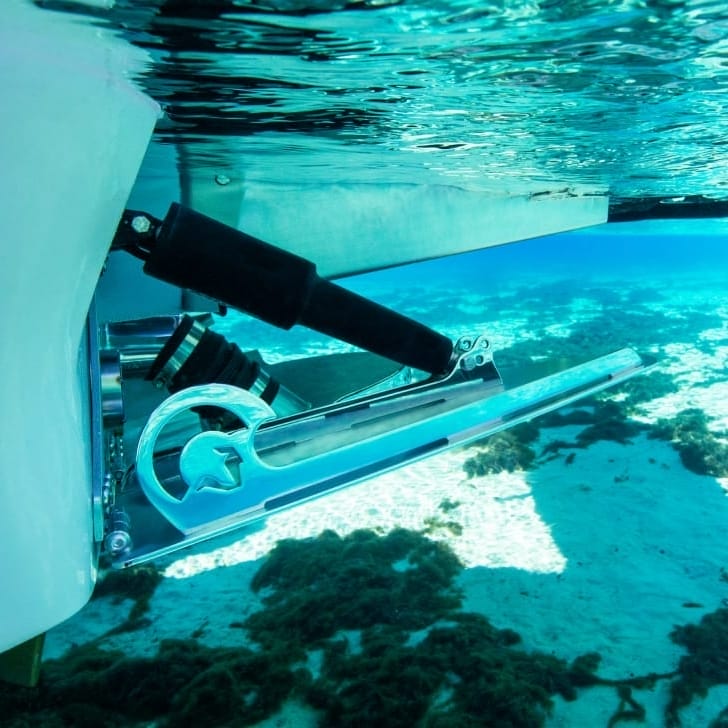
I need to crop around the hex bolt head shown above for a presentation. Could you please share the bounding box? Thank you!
[105,530,132,555]
[131,215,151,234]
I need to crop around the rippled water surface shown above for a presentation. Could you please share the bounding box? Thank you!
[43,0,728,200]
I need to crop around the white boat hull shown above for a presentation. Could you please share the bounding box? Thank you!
[0,0,158,653]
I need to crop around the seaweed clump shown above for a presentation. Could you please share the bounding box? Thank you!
[667,608,728,727]
[463,422,539,477]
[612,370,679,408]
[574,400,646,447]
[245,528,463,648]
[0,639,301,728]
[538,399,647,459]
[92,562,163,623]
[496,304,722,370]
[423,515,463,537]
[710,705,728,727]
[650,408,728,478]
[1,529,654,727]
[463,371,676,473]
[423,500,464,536]
[246,528,603,727]
[309,613,600,728]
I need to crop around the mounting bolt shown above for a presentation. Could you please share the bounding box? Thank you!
[104,510,132,555]
[131,215,151,234]
[104,529,132,556]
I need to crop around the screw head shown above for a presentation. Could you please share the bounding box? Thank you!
[105,530,132,555]
[131,215,151,234]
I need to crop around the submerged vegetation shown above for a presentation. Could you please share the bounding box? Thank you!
[245,529,463,648]
[461,361,696,475]
[667,608,728,727]
[463,423,538,476]
[91,562,164,624]
[615,370,680,408]
[4,527,727,726]
[243,529,604,726]
[494,295,723,373]
[650,408,728,478]
[463,372,676,474]
[463,364,725,482]
[541,399,648,449]
[0,529,649,727]
[0,638,300,727]
[3,280,726,724]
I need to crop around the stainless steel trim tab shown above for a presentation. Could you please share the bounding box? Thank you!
[118,346,652,568]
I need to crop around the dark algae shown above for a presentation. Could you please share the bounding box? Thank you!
[0,529,604,727]
[92,562,163,624]
[244,528,608,727]
[463,368,684,473]
[463,422,539,476]
[245,528,463,647]
[614,370,680,407]
[423,500,464,536]
[573,401,646,447]
[607,685,646,727]
[667,608,728,727]
[0,640,300,727]
[650,408,728,478]
[422,515,464,536]
[4,530,728,726]
[711,706,728,727]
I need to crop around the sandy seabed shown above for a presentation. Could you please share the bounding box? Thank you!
[45,271,728,727]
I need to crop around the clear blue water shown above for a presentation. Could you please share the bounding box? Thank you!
[7,2,728,727]
[41,0,728,201]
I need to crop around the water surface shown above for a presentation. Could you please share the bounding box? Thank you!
[39,0,728,201]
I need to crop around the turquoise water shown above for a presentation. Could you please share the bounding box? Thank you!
[40,0,728,201]
[8,223,727,726]
[5,2,728,727]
